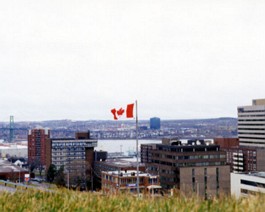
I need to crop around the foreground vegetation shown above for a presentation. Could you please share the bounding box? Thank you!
[1,189,265,212]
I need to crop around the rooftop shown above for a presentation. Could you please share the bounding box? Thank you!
[103,170,158,178]
[0,159,28,173]
[96,158,145,168]
[51,138,97,142]
[249,172,265,179]
[0,144,27,150]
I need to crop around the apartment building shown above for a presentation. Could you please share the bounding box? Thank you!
[28,128,50,168]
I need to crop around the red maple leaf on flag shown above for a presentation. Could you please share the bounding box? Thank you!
[111,109,118,120]
[117,108,124,116]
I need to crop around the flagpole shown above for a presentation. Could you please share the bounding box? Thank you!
[136,100,140,197]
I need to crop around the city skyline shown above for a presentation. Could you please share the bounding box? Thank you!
[1,1,265,122]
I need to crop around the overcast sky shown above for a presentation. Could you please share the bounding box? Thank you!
[1,1,265,122]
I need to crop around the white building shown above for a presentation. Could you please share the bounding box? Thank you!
[238,99,265,147]
[0,144,28,158]
[231,172,265,198]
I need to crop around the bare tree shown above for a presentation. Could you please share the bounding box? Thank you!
[68,159,91,191]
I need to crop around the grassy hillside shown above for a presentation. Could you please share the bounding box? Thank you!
[1,189,265,212]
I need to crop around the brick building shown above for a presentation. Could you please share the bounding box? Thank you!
[214,138,265,172]
[102,170,160,195]
[0,159,28,182]
[28,128,50,168]
[94,158,145,180]
[141,138,230,198]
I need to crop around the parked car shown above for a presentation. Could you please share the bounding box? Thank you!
[31,178,45,183]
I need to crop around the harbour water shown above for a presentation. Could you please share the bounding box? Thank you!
[95,138,214,155]
[95,139,162,155]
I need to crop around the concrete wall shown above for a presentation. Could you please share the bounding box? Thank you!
[179,165,230,198]
[257,149,265,171]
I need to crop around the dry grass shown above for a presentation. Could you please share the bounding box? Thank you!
[0,189,265,212]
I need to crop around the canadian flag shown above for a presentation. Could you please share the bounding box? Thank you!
[111,103,134,120]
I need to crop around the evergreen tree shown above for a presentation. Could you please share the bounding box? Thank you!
[54,165,65,187]
[46,164,57,183]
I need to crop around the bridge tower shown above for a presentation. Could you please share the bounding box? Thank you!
[9,115,14,142]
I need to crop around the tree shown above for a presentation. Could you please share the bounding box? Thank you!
[54,165,65,187]
[29,161,36,173]
[46,164,57,183]
[68,159,91,191]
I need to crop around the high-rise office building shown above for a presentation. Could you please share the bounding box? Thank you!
[238,99,265,147]
[150,117,161,130]
[28,128,50,168]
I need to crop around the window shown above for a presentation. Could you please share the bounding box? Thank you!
[192,168,195,192]
[241,180,265,188]
[216,168,219,196]
[204,168,207,199]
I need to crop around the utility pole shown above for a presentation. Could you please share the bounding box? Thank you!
[136,100,140,197]
[91,167,94,191]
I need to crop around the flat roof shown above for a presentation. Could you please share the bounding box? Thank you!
[0,145,27,150]
[0,159,28,173]
[96,159,145,168]
[249,172,265,179]
[103,170,158,177]
[234,172,265,179]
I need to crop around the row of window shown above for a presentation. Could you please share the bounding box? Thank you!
[160,176,176,183]
[239,137,265,140]
[103,175,145,185]
[241,188,258,195]
[157,147,220,153]
[238,132,265,135]
[241,179,265,188]
[238,119,265,122]
[52,147,86,150]
[238,114,265,117]
[160,169,175,175]
[52,141,96,146]
[156,154,225,160]
[238,127,264,133]
[52,156,85,161]
[52,152,85,156]
[152,161,225,167]
[238,109,265,113]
